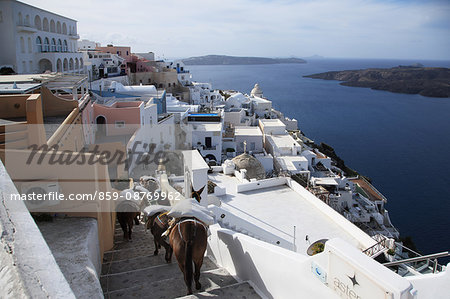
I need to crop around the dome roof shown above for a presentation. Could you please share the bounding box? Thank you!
[232,153,265,180]
[250,83,263,97]
[227,92,247,103]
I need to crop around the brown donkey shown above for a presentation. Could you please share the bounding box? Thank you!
[116,201,140,241]
[168,185,208,295]
[146,211,173,263]
[169,218,208,295]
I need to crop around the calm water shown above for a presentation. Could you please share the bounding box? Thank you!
[188,59,450,258]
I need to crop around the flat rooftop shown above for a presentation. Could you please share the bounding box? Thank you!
[209,173,371,255]
[0,83,42,94]
[190,123,222,132]
[234,126,262,136]
[266,134,300,148]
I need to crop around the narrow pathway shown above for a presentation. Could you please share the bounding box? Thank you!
[101,220,261,298]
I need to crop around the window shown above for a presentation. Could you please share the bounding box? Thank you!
[22,61,26,72]
[51,38,56,52]
[27,37,32,53]
[43,18,49,32]
[36,36,42,52]
[115,121,125,128]
[43,37,49,52]
[63,40,68,52]
[57,39,62,52]
[34,15,41,30]
[20,37,25,53]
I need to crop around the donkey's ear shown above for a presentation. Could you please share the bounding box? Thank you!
[197,185,205,195]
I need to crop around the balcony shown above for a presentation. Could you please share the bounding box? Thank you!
[17,24,37,33]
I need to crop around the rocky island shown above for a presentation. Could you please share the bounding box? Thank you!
[304,66,450,98]
[183,55,306,65]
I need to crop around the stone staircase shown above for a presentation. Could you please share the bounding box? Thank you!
[101,221,261,299]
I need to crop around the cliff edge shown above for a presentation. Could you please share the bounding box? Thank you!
[304,66,450,98]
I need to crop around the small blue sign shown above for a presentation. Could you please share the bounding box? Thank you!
[311,261,327,284]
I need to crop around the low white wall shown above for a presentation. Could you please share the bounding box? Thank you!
[406,265,450,298]
[207,225,338,299]
[209,206,293,250]
[0,161,75,298]
[287,179,376,250]
[236,177,288,193]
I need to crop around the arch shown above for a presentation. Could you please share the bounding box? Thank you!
[75,58,79,70]
[51,38,56,52]
[38,59,52,73]
[205,154,217,162]
[34,15,41,30]
[43,37,49,52]
[69,58,74,70]
[18,12,23,25]
[50,19,55,32]
[35,36,42,52]
[27,37,32,53]
[20,37,25,53]
[63,40,68,52]
[43,18,49,32]
[56,21,61,33]
[56,59,62,72]
[63,58,68,72]
[96,115,107,137]
[57,39,62,52]
[25,15,30,26]
[62,23,67,35]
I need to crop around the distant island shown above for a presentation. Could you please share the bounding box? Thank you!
[304,66,450,98]
[182,55,306,65]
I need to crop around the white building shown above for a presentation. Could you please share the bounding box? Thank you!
[225,92,250,109]
[188,122,223,162]
[0,0,83,74]
[77,39,100,51]
[274,155,310,177]
[82,50,124,79]
[234,126,263,154]
[265,134,302,157]
[258,119,286,135]
[251,96,272,118]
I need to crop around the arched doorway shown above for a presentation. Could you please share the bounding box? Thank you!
[56,59,62,72]
[38,59,52,73]
[96,115,107,139]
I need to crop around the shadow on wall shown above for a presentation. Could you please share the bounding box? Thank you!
[215,230,273,299]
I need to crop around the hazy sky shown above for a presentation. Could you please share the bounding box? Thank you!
[22,0,450,60]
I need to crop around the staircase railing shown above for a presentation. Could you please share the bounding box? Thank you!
[362,234,389,257]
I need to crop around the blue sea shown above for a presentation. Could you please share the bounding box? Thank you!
[188,59,450,260]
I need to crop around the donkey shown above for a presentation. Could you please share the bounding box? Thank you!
[116,200,140,241]
[146,211,173,263]
[168,185,208,295]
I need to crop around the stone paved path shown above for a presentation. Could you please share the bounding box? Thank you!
[101,220,261,299]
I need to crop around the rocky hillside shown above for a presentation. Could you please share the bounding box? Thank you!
[304,66,450,98]
[183,55,306,65]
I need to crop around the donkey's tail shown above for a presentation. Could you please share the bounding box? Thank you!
[184,222,196,293]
